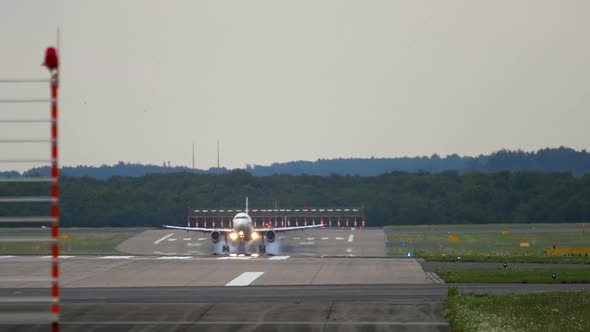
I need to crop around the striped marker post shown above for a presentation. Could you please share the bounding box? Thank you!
[49,54,60,332]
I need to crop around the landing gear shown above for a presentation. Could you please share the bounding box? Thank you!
[222,234,230,254]
[258,244,266,254]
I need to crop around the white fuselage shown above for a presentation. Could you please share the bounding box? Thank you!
[232,212,254,241]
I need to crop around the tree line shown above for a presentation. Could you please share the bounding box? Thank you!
[1,170,589,227]
[2,147,590,179]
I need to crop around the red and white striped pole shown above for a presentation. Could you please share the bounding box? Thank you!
[220,217,224,228]
[204,217,208,228]
[295,217,299,227]
[329,217,332,228]
[304,216,308,226]
[337,217,341,228]
[354,217,358,228]
[345,217,349,228]
[212,217,216,228]
[47,47,60,332]
[187,206,191,228]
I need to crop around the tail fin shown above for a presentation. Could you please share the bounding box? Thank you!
[245,197,249,214]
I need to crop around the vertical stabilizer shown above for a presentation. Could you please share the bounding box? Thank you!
[245,197,249,214]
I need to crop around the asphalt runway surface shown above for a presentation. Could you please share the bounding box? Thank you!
[117,228,387,257]
[0,256,432,287]
[2,285,589,332]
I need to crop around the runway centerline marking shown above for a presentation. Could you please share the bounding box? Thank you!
[98,256,134,259]
[41,255,75,259]
[156,256,192,260]
[300,241,315,245]
[306,237,315,240]
[268,256,290,260]
[348,234,354,242]
[335,237,344,240]
[183,238,191,241]
[167,238,177,242]
[346,248,352,253]
[293,237,300,240]
[321,237,329,240]
[154,233,174,245]
[198,238,207,241]
[225,272,264,286]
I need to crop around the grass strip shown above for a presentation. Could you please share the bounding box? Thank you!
[444,288,590,332]
[437,268,590,284]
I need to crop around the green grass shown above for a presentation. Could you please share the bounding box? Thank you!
[386,222,586,230]
[444,289,590,332]
[437,268,590,283]
[387,224,590,263]
[0,233,133,254]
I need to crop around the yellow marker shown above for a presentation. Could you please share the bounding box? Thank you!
[448,235,460,242]
[502,230,510,235]
[32,245,40,251]
[60,234,69,240]
[546,247,590,255]
[519,242,530,247]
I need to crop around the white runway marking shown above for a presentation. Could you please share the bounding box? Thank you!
[156,256,191,260]
[186,243,201,247]
[300,241,315,245]
[293,237,300,240]
[0,256,16,259]
[217,256,252,260]
[321,237,329,240]
[98,256,134,259]
[154,233,174,245]
[225,272,264,286]
[198,238,207,241]
[348,234,354,242]
[167,238,177,242]
[154,251,176,255]
[41,255,75,259]
[268,256,290,260]
[346,248,352,253]
[335,237,344,240]
[183,238,192,241]
[306,237,315,240]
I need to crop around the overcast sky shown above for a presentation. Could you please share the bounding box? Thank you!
[1,1,589,171]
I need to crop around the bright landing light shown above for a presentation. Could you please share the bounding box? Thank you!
[229,232,238,240]
[251,232,259,240]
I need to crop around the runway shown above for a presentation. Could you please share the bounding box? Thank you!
[3,285,589,332]
[0,256,432,287]
[117,228,387,256]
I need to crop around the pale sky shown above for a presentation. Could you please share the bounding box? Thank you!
[1,1,589,171]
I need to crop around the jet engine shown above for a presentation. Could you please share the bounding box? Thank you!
[210,231,221,243]
[265,230,276,243]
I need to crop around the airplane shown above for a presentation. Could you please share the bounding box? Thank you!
[163,197,324,255]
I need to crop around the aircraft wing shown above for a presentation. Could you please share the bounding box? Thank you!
[254,224,324,233]
[163,225,233,233]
